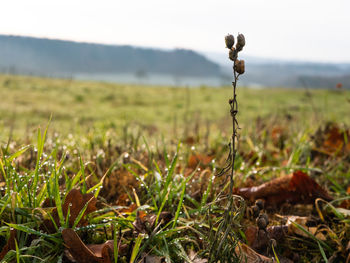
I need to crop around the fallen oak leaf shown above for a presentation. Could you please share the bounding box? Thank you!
[62,228,128,263]
[235,242,273,263]
[0,229,16,260]
[42,189,97,233]
[139,254,165,263]
[188,250,208,263]
[188,154,214,169]
[235,171,332,208]
[312,123,350,156]
[62,228,102,263]
[286,216,326,241]
[63,189,97,227]
[132,211,172,234]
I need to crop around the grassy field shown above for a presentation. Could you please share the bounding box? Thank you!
[1,74,349,142]
[0,74,350,262]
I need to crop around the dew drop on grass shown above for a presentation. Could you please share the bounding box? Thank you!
[155,172,161,182]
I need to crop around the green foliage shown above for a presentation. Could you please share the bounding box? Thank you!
[0,74,349,262]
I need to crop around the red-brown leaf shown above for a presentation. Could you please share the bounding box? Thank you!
[188,154,213,169]
[42,189,97,233]
[0,229,16,260]
[236,171,332,207]
[62,228,121,263]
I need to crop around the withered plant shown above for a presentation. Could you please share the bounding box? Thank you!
[208,33,246,262]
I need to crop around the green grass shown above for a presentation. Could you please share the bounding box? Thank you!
[1,74,349,143]
[0,74,350,262]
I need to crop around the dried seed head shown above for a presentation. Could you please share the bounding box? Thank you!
[255,199,264,210]
[229,48,237,61]
[236,33,245,51]
[235,60,245,74]
[237,34,245,46]
[225,34,235,49]
[251,205,260,218]
[256,213,269,229]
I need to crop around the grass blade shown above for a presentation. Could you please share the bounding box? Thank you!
[129,234,144,263]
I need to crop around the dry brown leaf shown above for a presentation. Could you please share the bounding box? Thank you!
[184,136,196,145]
[41,189,97,233]
[132,211,172,234]
[0,229,16,260]
[62,228,114,263]
[139,254,165,263]
[236,171,332,207]
[271,126,286,149]
[313,123,350,156]
[188,154,213,169]
[286,216,326,241]
[235,242,273,263]
[188,250,208,263]
[101,168,138,202]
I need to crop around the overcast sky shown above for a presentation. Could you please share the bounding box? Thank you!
[1,0,349,63]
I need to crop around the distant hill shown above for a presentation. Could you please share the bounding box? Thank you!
[0,35,220,77]
[298,74,350,89]
[1,34,350,88]
[203,51,350,89]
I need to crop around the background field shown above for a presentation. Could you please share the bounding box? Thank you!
[1,74,349,144]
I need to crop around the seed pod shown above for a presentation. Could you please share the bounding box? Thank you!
[256,213,269,230]
[235,60,245,74]
[225,34,235,49]
[229,48,237,61]
[236,33,245,51]
[255,199,264,210]
[251,205,260,218]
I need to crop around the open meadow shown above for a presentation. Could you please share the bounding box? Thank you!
[1,74,350,262]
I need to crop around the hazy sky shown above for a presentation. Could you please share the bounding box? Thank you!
[1,0,350,63]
